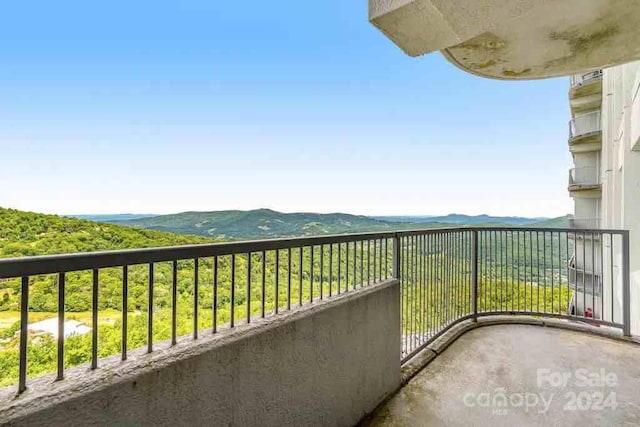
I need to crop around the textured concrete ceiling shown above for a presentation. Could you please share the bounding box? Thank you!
[370,0,640,79]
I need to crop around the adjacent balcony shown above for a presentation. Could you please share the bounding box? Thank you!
[569,70,603,115]
[570,70,604,88]
[568,167,601,193]
[568,264,602,296]
[568,216,601,229]
[568,111,602,152]
[0,227,633,426]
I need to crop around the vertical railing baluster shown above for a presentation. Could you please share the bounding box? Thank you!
[337,243,342,294]
[582,232,586,318]
[262,251,267,316]
[172,260,177,345]
[298,248,303,306]
[247,253,252,323]
[360,240,364,288]
[58,272,66,379]
[367,240,371,286]
[194,259,199,339]
[275,249,280,313]
[591,232,596,321]
[421,235,426,342]
[121,267,127,361]
[329,244,333,297]
[599,232,605,320]
[543,232,547,313]
[92,269,99,369]
[622,231,631,336]
[18,276,29,394]
[566,233,570,317]
[287,248,292,310]
[213,256,218,333]
[231,254,236,327]
[148,264,154,353]
[319,245,324,300]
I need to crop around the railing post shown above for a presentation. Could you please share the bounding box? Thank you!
[622,231,631,337]
[393,234,401,280]
[472,230,478,321]
[18,276,29,394]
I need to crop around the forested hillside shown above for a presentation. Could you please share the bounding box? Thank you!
[529,215,570,228]
[0,207,213,258]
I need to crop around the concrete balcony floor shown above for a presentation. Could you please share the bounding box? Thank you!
[364,324,640,426]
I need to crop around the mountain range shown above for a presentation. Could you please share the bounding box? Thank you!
[96,209,568,240]
[373,214,546,225]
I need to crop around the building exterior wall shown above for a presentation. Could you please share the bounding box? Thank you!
[601,62,640,334]
[569,60,640,334]
[0,280,401,426]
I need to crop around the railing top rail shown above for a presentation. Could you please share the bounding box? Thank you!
[569,166,600,177]
[570,110,602,121]
[466,226,626,234]
[0,227,628,279]
[0,230,397,278]
[570,70,603,86]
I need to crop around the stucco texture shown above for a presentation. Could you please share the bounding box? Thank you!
[0,280,401,427]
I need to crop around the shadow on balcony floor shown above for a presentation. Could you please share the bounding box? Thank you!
[364,324,640,426]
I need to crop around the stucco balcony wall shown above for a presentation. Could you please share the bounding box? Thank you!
[0,280,401,427]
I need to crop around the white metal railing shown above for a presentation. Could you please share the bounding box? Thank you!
[570,70,603,88]
[568,264,602,296]
[569,110,602,139]
[569,167,600,188]
[569,217,601,229]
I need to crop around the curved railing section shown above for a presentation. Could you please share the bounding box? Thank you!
[398,227,630,363]
[569,167,600,189]
[569,110,602,139]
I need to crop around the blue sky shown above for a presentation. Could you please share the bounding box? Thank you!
[0,1,572,217]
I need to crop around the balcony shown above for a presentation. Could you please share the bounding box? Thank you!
[570,70,604,88]
[568,111,602,152]
[568,167,601,193]
[569,70,604,105]
[0,227,633,425]
[364,322,640,426]
[568,264,602,296]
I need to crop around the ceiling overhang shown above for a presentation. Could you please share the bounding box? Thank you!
[369,0,640,79]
